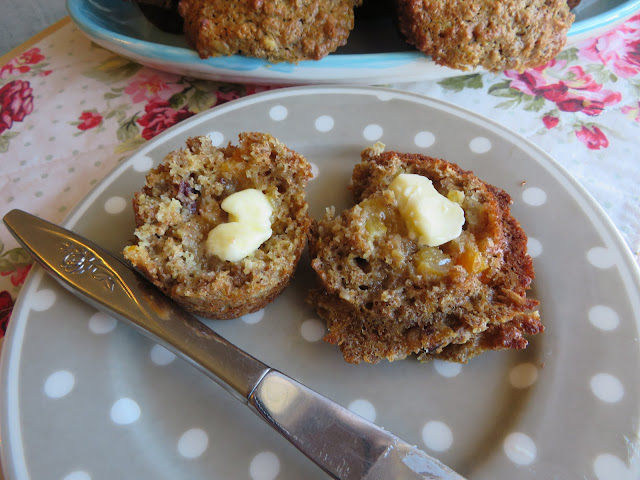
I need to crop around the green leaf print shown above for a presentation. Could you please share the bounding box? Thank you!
[438,74,484,92]
[0,132,20,153]
[117,115,140,143]
[84,56,143,84]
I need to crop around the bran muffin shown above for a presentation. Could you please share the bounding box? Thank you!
[178,0,363,63]
[395,0,574,72]
[123,132,312,319]
[308,144,542,363]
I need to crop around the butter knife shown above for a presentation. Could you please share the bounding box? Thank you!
[3,209,467,480]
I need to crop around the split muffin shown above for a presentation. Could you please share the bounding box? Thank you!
[308,143,542,363]
[123,132,312,319]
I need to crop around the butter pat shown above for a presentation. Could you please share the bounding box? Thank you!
[389,173,465,247]
[206,189,273,262]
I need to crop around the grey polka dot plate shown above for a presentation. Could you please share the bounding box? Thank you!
[2,86,640,480]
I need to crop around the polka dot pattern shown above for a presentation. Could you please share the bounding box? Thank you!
[590,373,624,403]
[13,88,638,480]
[88,312,117,334]
[422,421,453,452]
[44,370,75,399]
[314,115,334,132]
[363,124,383,141]
[177,428,209,459]
[347,399,376,422]
[300,318,325,342]
[250,451,280,480]
[522,187,547,206]
[110,398,141,425]
[469,136,492,153]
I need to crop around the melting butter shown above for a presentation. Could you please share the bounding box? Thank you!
[206,189,273,262]
[389,173,464,247]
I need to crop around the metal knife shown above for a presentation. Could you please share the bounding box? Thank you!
[3,209,467,480]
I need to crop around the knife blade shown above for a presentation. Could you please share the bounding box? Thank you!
[3,209,467,480]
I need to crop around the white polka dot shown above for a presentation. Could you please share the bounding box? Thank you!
[503,432,537,465]
[44,370,75,398]
[132,155,153,172]
[590,373,624,403]
[315,115,334,132]
[177,428,209,459]
[348,399,376,422]
[509,363,538,389]
[31,288,56,311]
[269,105,288,121]
[363,124,383,141]
[63,471,91,480]
[527,237,543,258]
[588,305,620,331]
[208,131,224,146]
[104,196,127,214]
[300,318,325,342]
[469,136,492,153]
[587,247,616,269]
[88,311,117,334]
[422,421,453,452]
[593,453,634,480]
[522,187,547,206]
[310,162,320,178]
[414,131,435,148]
[250,451,280,480]
[242,310,265,324]
[150,344,176,366]
[433,360,462,378]
[110,398,141,425]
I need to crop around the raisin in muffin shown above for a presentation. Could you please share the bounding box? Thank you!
[178,0,363,63]
[308,143,542,363]
[123,132,312,319]
[395,0,574,72]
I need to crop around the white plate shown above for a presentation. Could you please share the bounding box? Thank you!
[66,0,640,85]
[2,86,640,480]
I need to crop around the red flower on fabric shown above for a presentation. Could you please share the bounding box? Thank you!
[77,111,103,131]
[575,125,609,150]
[137,100,193,140]
[18,48,46,66]
[0,80,34,134]
[0,264,32,286]
[505,60,621,116]
[0,291,13,335]
[578,14,640,78]
[0,48,46,78]
[542,115,559,129]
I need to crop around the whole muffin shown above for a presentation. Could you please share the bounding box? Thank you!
[308,144,542,363]
[395,0,574,72]
[123,132,312,319]
[178,0,363,62]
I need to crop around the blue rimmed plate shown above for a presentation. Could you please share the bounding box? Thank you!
[66,0,640,85]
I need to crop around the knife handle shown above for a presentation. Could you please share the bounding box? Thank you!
[3,209,271,402]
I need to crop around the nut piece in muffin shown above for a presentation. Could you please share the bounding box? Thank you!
[123,132,313,319]
[308,143,542,363]
[178,0,363,63]
[395,0,574,72]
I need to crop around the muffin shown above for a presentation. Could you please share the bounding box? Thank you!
[395,0,574,72]
[178,0,363,63]
[123,132,313,319]
[308,143,542,363]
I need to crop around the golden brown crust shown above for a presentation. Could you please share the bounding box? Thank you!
[307,145,541,363]
[178,0,363,62]
[394,0,574,72]
[123,132,312,319]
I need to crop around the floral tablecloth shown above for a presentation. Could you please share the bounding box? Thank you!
[1,15,639,337]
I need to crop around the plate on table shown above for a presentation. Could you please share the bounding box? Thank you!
[2,86,640,480]
[66,0,640,85]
